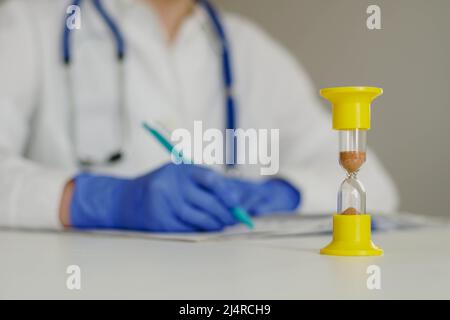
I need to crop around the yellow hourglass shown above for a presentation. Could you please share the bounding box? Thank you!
[320,87,383,257]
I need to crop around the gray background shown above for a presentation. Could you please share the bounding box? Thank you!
[216,0,450,217]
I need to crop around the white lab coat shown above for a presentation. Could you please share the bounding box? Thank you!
[0,0,399,229]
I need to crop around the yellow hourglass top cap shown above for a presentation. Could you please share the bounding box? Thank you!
[320,86,383,130]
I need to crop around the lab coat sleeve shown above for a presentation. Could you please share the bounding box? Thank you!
[0,1,72,229]
[229,15,399,214]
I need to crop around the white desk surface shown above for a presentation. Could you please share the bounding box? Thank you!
[1,225,449,299]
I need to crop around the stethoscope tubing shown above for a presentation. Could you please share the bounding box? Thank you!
[62,0,236,167]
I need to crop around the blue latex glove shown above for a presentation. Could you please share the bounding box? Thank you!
[194,175,301,217]
[70,163,241,232]
[238,179,301,216]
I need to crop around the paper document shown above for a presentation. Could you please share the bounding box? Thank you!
[90,212,438,242]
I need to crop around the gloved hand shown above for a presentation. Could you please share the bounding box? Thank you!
[193,174,301,217]
[70,163,241,232]
[225,178,301,216]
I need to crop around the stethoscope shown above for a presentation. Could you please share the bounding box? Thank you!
[63,0,237,168]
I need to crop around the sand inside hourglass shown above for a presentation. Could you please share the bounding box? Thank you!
[339,151,366,173]
[339,152,366,215]
[341,207,360,215]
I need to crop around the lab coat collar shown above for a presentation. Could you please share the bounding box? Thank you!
[111,0,211,47]
[176,4,212,46]
[99,0,164,45]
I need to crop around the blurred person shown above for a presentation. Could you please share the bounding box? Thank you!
[0,0,398,232]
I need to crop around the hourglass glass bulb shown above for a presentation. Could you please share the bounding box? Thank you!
[337,176,366,215]
[339,129,367,174]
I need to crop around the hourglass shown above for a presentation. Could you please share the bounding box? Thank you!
[320,87,383,256]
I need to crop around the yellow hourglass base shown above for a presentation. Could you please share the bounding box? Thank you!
[320,214,383,257]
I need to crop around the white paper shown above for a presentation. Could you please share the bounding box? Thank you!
[88,212,438,242]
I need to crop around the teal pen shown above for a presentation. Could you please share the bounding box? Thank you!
[142,122,254,229]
